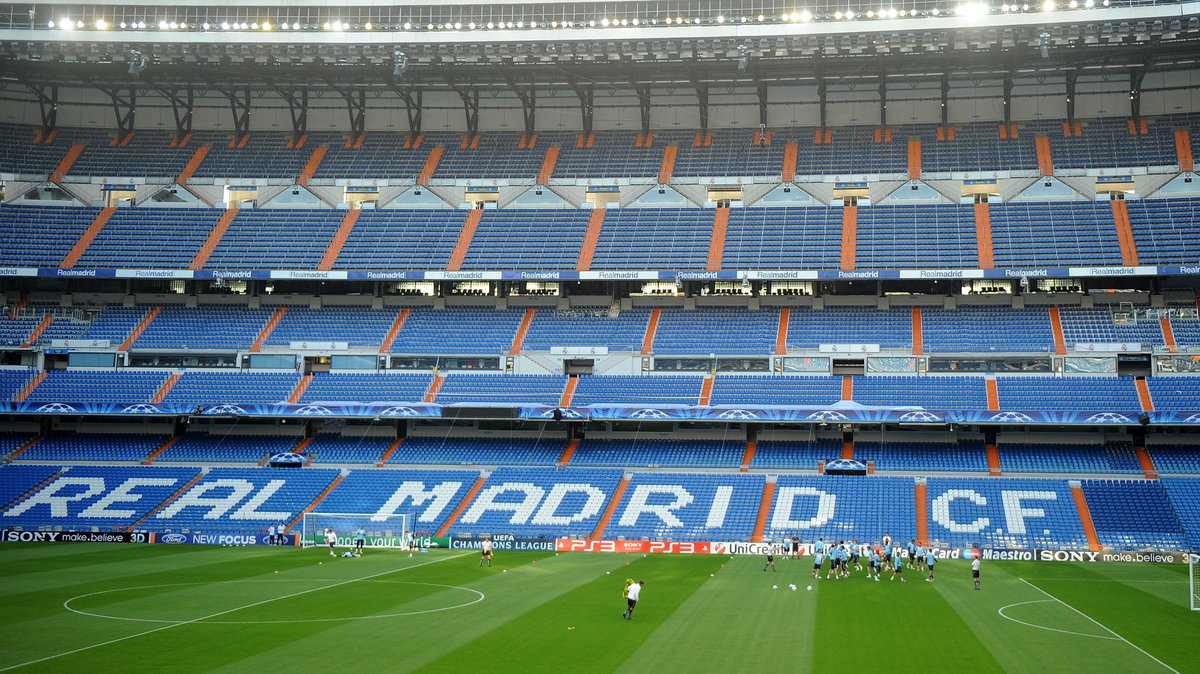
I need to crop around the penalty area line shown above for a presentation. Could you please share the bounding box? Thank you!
[1,552,471,673]
[1018,578,1180,674]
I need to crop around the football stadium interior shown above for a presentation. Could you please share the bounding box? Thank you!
[1,0,1199,557]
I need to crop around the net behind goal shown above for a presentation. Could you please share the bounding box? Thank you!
[1191,553,1200,612]
[301,513,412,549]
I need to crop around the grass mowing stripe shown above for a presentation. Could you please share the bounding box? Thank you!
[813,560,1005,670]
[1019,576,1183,674]
[0,551,470,673]
[204,550,621,673]
[422,554,721,672]
[623,555,817,670]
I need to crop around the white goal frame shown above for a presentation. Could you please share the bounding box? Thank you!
[1191,553,1200,612]
[300,512,412,550]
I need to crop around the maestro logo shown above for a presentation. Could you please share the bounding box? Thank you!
[160,533,187,544]
[961,547,981,559]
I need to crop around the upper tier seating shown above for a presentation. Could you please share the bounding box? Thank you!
[154,432,304,464]
[206,210,343,270]
[460,209,593,270]
[1,196,1198,272]
[435,374,566,406]
[853,440,990,472]
[1144,443,1200,474]
[131,306,275,351]
[0,204,101,267]
[749,439,842,469]
[708,376,843,406]
[653,308,776,355]
[997,441,1142,474]
[570,375,704,406]
[856,204,978,269]
[19,431,169,462]
[520,307,650,353]
[995,376,1142,410]
[263,307,397,350]
[1144,378,1200,411]
[569,439,745,468]
[385,436,565,466]
[853,376,990,410]
[300,373,432,404]
[304,434,394,464]
[2,114,1195,181]
[22,370,168,404]
[160,372,301,405]
[388,308,524,355]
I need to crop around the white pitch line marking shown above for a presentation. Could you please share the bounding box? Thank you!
[997,599,1119,640]
[1019,577,1180,674]
[1,552,470,672]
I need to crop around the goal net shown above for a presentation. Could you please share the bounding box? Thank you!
[300,512,412,550]
[1191,553,1200,611]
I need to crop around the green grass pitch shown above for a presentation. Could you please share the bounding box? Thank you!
[0,543,1196,672]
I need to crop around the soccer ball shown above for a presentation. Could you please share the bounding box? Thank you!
[772,585,778,590]
[710,573,714,577]
[789,584,797,591]
[503,569,507,573]
[606,571,611,574]
[806,585,813,591]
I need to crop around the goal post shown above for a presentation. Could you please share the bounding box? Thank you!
[1191,553,1200,612]
[300,512,412,550]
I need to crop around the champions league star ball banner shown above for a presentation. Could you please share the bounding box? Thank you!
[7,401,444,419]
[8,401,1200,426]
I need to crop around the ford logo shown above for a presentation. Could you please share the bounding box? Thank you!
[161,533,187,544]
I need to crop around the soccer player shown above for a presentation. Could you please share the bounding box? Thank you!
[906,539,917,570]
[276,521,285,545]
[925,548,937,582]
[353,526,366,555]
[812,548,825,579]
[891,552,907,582]
[971,554,981,590]
[763,549,776,572]
[868,548,881,581]
[324,528,337,556]
[849,539,861,571]
[826,543,840,580]
[267,523,275,546]
[479,536,494,567]
[791,534,800,559]
[622,580,644,620]
[883,539,894,571]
